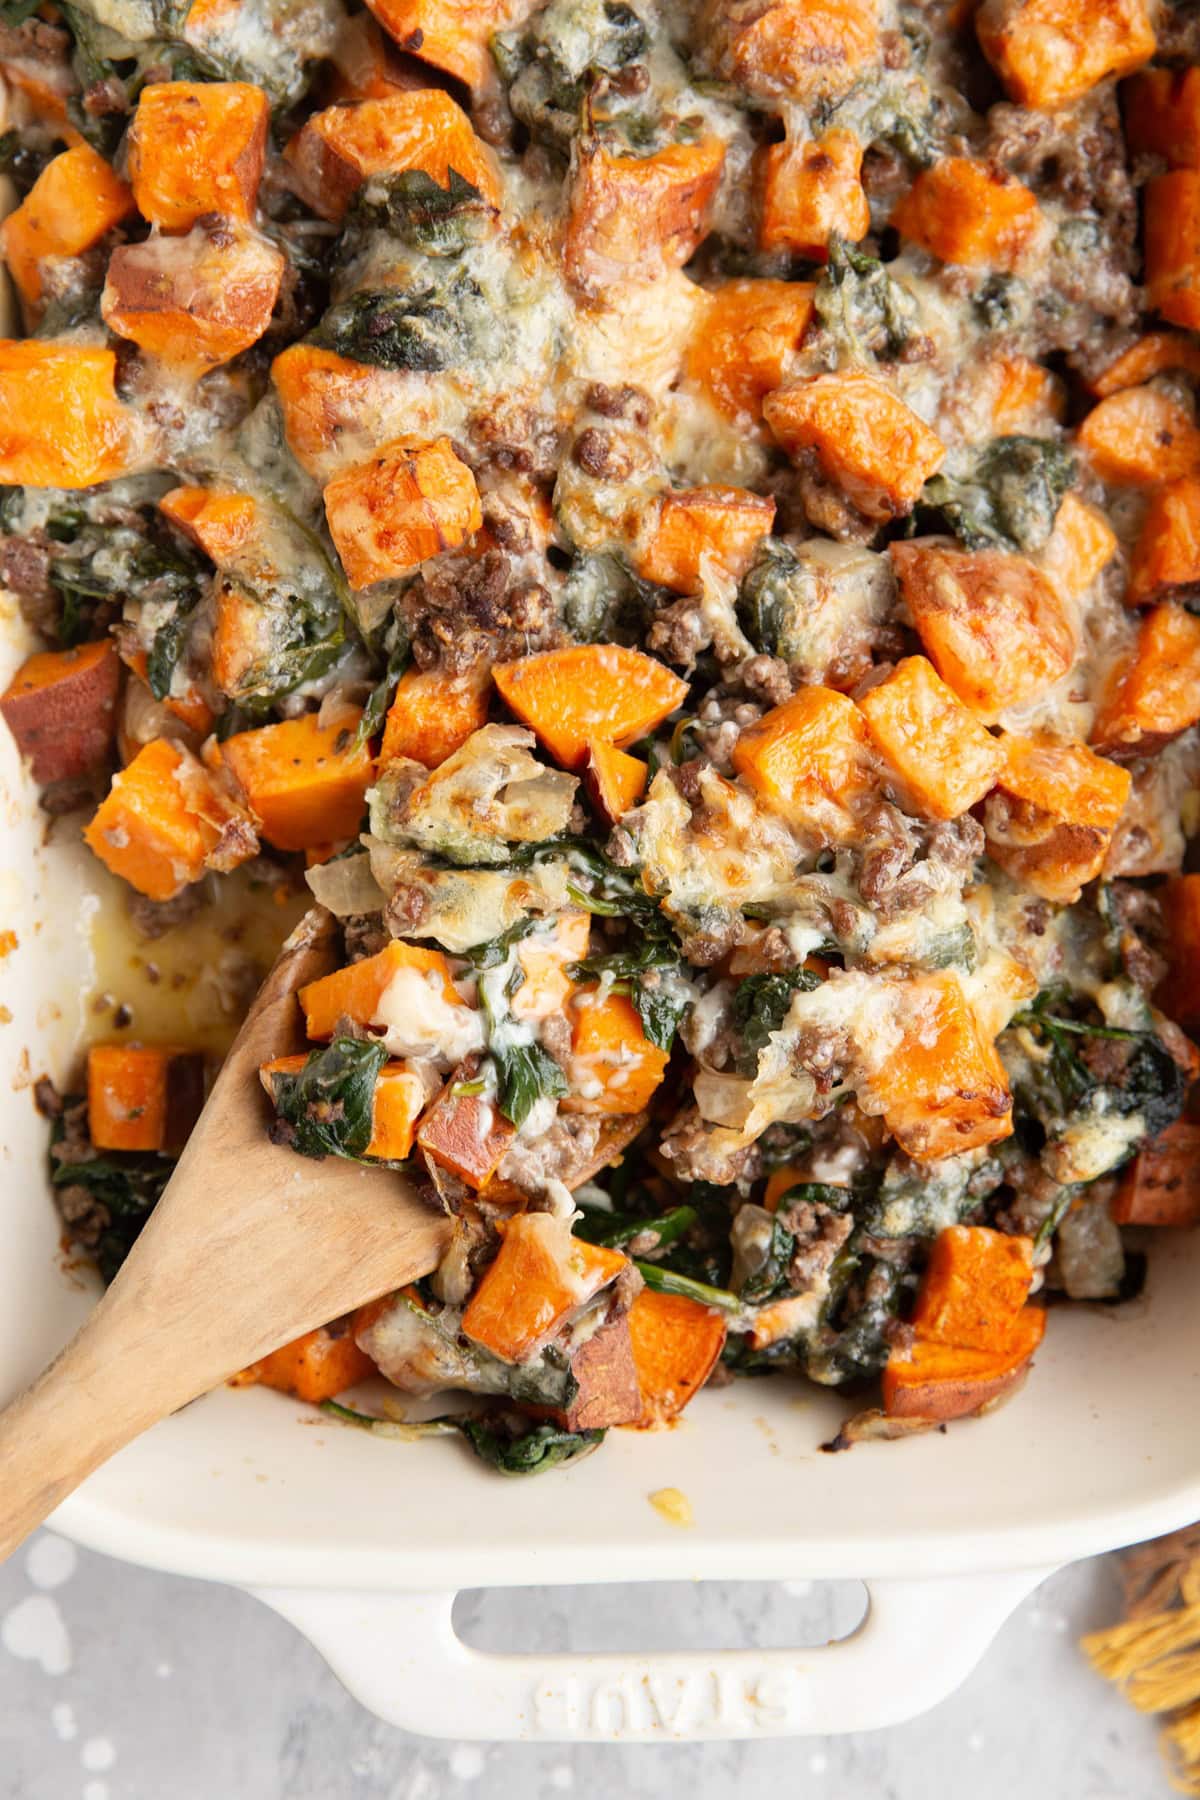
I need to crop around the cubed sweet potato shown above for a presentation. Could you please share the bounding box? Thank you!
[870,973,1013,1162]
[758,128,869,259]
[859,655,1003,820]
[260,1052,425,1160]
[0,342,141,488]
[891,540,1077,722]
[983,731,1132,903]
[380,664,491,768]
[363,0,515,90]
[0,639,119,784]
[160,486,258,565]
[976,0,1154,109]
[83,738,252,901]
[127,81,269,229]
[493,645,688,771]
[101,221,285,375]
[1112,1121,1200,1225]
[416,1082,516,1188]
[233,1323,376,1403]
[550,1314,644,1431]
[217,711,374,852]
[301,939,464,1038]
[1039,492,1117,601]
[284,90,501,223]
[881,1315,1044,1420]
[564,137,726,295]
[1127,477,1200,607]
[87,1041,204,1154]
[989,356,1064,433]
[764,371,945,520]
[684,278,815,423]
[1089,332,1200,397]
[323,436,482,589]
[1077,385,1200,485]
[585,740,648,825]
[1123,67,1200,169]
[511,912,590,1024]
[1,142,132,308]
[626,1286,726,1427]
[731,684,875,834]
[272,343,417,480]
[1091,603,1200,750]
[560,987,670,1116]
[461,1212,628,1363]
[636,486,776,592]
[1144,171,1200,333]
[700,0,879,106]
[892,156,1043,269]
[1160,875,1200,1035]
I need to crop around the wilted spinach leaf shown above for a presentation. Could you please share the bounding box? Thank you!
[1011,989,1186,1142]
[350,168,492,254]
[456,1416,605,1475]
[317,272,497,372]
[731,969,821,1074]
[49,1107,171,1284]
[918,436,1075,553]
[491,1038,568,1129]
[814,236,918,361]
[268,1038,390,1160]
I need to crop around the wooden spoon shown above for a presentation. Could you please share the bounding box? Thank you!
[0,906,451,1562]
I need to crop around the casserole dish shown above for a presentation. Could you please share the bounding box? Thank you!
[4,656,1200,1743]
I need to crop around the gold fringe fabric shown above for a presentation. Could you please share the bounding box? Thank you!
[1081,1526,1200,1794]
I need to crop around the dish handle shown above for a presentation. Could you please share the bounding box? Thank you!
[251,1566,1056,1741]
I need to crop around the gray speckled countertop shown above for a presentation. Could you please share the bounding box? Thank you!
[0,1536,1172,1799]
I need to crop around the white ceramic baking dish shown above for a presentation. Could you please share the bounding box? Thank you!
[5,601,1200,1743]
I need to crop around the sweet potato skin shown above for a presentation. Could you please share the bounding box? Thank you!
[892,156,1042,269]
[764,371,945,519]
[127,80,269,228]
[324,437,482,589]
[0,640,119,784]
[881,1319,1043,1419]
[551,1313,644,1431]
[564,138,726,294]
[416,1083,516,1188]
[1111,1121,1200,1225]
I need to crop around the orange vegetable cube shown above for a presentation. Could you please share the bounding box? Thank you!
[564,138,726,295]
[1160,875,1200,1035]
[881,1311,1045,1420]
[512,913,590,1024]
[626,1286,726,1427]
[911,1226,1036,1347]
[976,0,1154,109]
[0,342,140,489]
[1123,67,1200,169]
[88,1041,204,1153]
[284,90,501,223]
[260,1052,424,1160]
[684,278,815,423]
[493,645,688,770]
[758,128,869,259]
[701,0,879,106]
[1111,1121,1200,1225]
[731,684,875,832]
[101,221,285,375]
[1092,602,1200,750]
[870,973,1013,1162]
[1039,492,1117,601]
[859,656,1003,820]
[160,486,258,564]
[1077,385,1200,485]
[1144,171,1200,333]
[1,143,132,307]
[327,12,429,99]
[416,1081,516,1188]
[1089,332,1200,398]
[560,987,670,1115]
[218,712,374,852]
[636,486,776,592]
[984,731,1132,902]
[548,1314,643,1431]
[363,0,515,90]
[892,156,1042,269]
[380,664,491,768]
[585,740,648,825]
[989,356,1064,433]
[233,1323,375,1403]
[127,81,269,229]
[1128,477,1200,607]
[764,371,945,520]
[0,639,119,784]
[461,1212,628,1362]
[891,541,1076,722]
[272,343,399,478]
[83,739,239,901]
[301,939,464,1037]
[323,437,482,589]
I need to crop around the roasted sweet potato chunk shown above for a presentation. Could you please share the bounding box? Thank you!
[859,656,1002,821]
[1124,67,1200,169]
[1,142,132,308]
[1111,1121,1200,1226]
[552,1314,644,1432]
[893,156,1042,269]
[1077,385,1200,485]
[984,732,1132,903]
[83,739,252,901]
[301,939,464,1038]
[636,486,776,591]
[891,540,1076,722]
[324,437,482,589]
[363,0,515,90]
[102,221,285,375]
[626,1287,727,1427]
[0,640,119,784]
[1160,875,1200,1035]
[1089,332,1200,397]
[1039,493,1117,601]
[381,665,491,768]
[870,974,1013,1162]
[272,343,415,479]
[585,740,648,824]
[882,1317,1044,1420]
[87,1042,204,1154]
[1127,477,1200,607]
[127,81,269,228]
[758,129,869,259]
[732,684,875,834]
[218,712,375,851]
[684,278,815,423]
[160,486,258,564]
[1091,602,1200,750]
[233,1324,376,1403]
[417,1083,516,1188]
[764,371,945,520]
[564,138,725,294]
[511,912,590,1025]
[560,988,670,1116]
[493,645,688,770]
[1144,171,1200,333]
[462,1213,628,1363]
[284,90,501,222]
[701,0,879,106]
[0,342,140,488]
[976,0,1154,109]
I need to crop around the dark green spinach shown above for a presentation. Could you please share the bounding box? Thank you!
[731,969,821,1074]
[918,436,1075,554]
[267,1038,390,1160]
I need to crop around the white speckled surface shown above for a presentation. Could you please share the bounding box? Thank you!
[0,1538,1172,1798]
